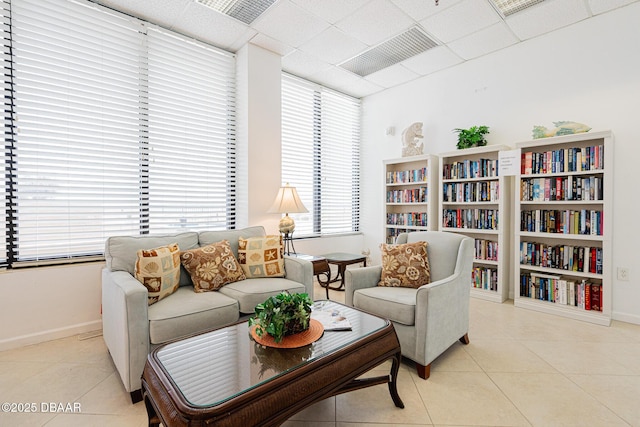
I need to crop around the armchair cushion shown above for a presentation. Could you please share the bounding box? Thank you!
[379,241,431,288]
[238,235,285,278]
[218,277,306,314]
[134,243,181,305]
[180,241,246,292]
[353,286,417,326]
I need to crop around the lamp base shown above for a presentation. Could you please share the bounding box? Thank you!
[282,232,296,256]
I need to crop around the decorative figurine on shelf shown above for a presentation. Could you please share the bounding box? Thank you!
[401,122,424,157]
[453,125,489,149]
[532,121,591,139]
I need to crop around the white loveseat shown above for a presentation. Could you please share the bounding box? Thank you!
[101,226,313,402]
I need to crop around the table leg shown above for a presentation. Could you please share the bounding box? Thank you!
[388,351,405,409]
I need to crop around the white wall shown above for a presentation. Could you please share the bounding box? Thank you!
[360,3,640,324]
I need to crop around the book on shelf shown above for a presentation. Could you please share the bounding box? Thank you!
[520,145,604,175]
[519,273,602,312]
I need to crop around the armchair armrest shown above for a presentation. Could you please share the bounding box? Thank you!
[101,269,150,393]
[283,256,314,297]
[344,265,382,306]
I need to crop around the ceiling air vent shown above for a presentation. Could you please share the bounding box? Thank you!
[196,0,276,25]
[339,26,438,77]
[490,0,545,17]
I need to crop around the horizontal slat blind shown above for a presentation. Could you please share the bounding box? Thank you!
[1,0,10,266]
[10,0,143,263]
[281,74,360,237]
[146,28,236,232]
[7,0,236,265]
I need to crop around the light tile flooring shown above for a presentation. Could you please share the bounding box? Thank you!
[1,282,640,427]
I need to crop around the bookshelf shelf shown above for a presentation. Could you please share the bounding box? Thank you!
[384,154,438,244]
[514,131,613,325]
[438,145,512,303]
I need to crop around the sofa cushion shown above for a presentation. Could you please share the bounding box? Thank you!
[147,286,239,344]
[180,241,246,292]
[198,226,266,259]
[238,235,285,278]
[105,232,199,287]
[218,278,306,314]
[378,241,431,288]
[134,243,181,305]
[353,287,417,326]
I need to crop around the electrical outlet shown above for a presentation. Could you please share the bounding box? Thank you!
[617,267,629,281]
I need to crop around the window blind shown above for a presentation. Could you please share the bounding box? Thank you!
[5,0,236,266]
[281,74,360,237]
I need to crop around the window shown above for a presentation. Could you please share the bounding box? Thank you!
[281,74,360,237]
[2,0,236,267]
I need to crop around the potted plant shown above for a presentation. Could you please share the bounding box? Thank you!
[453,125,490,149]
[249,292,313,343]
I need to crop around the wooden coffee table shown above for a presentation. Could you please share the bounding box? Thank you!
[321,252,367,297]
[142,301,404,427]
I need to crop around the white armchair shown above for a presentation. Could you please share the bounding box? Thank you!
[345,231,473,379]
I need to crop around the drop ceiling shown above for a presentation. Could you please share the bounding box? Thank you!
[95,0,638,98]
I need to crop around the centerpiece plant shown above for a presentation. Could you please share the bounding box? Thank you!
[249,292,313,343]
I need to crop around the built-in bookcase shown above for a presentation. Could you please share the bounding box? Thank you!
[514,131,613,326]
[438,145,512,303]
[383,154,438,244]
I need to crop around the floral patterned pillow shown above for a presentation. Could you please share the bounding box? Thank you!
[378,241,431,288]
[180,240,246,292]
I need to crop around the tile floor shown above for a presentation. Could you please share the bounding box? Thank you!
[1,281,639,427]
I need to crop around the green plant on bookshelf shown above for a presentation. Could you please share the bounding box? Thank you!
[453,126,490,149]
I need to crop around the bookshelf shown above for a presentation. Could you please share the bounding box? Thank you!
[514,131,613,326]
[438,145,512,303]
[384,154,438,244]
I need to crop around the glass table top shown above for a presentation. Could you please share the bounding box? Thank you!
[154,300,387,407]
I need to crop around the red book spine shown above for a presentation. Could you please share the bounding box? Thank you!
[584,282,591,311]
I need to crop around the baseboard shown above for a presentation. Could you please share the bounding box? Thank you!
[612,311,640,326]
[0,320,103,352]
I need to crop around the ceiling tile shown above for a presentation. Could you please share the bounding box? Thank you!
[340,78,385,98]
[335,0,416,45]
[447,22,519,60]
[364,64,420,88]
[229,28,260,52]
[174,2,251,50]
[252,0,330,47]
[299,27,368,65]
[588,0,639,14]
[307,66,368,95]
[291,0,370,24]
[282,49,333,79]
[248,33,295,56]
[391,0,464,21]
[402,46,464,76]
[420,0,502,43]
[506,0,590,40]
[96,0,190,29]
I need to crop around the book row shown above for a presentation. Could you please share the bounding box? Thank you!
[386,187,427,203]
[520,175,603,202]
[519,273,602,311]
[521,144,604,175]
[442,158,499,180]
[472,266,498,291]
[386,167,428,184]
[386,212,428,227]
[475,239,498,261]
[519,241,602,274]
[443,208,499,230]
[385,227,409,244]
[443,181,499,203]
[520,209,603,235]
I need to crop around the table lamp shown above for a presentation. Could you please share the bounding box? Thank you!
[267,183,308,255]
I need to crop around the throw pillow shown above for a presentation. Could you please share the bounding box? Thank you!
[378,241,431,288]
[180,240,246,292]
[135,243,181,305]
[238,235,285,278]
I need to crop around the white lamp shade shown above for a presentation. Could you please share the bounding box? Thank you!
[267,183,308,214]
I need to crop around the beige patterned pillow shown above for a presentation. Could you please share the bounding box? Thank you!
[180,240,246,292]
[135,243,181,305]
[238,235,285,278]
[378,241,431,288]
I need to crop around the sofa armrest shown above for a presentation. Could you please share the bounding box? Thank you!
[283,256,314,297]
[344,266,382,306]
[101,269,150,393]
